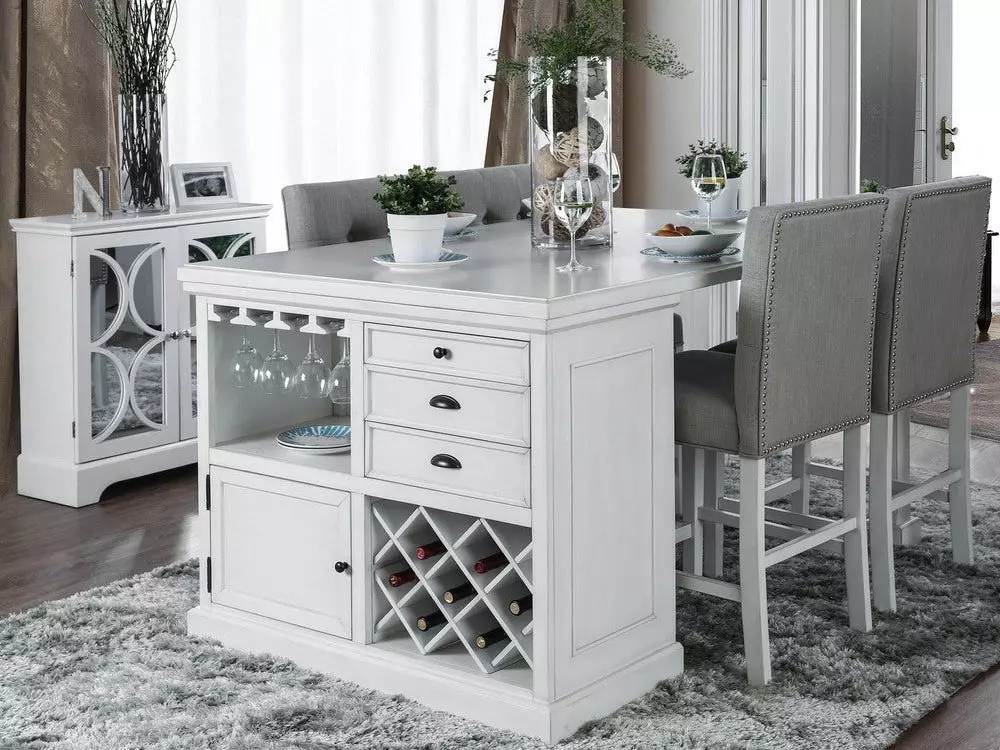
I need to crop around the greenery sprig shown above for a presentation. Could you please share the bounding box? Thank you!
[487,0,690,94]
[860,179,885,194]
[676,140,748,179]
[373,166,464,216]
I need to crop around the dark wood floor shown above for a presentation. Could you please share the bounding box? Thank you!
[1,312,998,747]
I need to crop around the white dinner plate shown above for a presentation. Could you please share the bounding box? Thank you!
[640,246,740,263]
[372,251,469,270]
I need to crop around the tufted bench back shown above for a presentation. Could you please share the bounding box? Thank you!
[282,164,531,250]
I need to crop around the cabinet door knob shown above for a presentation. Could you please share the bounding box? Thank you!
[430,453,462,470]
[334,561,350,573]
[429,394,461,410]
[432,346,450,360]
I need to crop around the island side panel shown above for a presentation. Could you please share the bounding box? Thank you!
[546,304,679,700]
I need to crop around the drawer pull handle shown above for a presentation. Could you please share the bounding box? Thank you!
[432,346,450,360]
[429,394,461,410]
[430,453,462,470]
[334,561,350,574]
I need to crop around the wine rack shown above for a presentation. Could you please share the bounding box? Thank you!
[371,499,533,675]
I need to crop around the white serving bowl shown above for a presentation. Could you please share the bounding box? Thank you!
[444,212,477,235]
[644,229,743,256]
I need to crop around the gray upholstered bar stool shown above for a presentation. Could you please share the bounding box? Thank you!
[861,177,992,612]
[674,194,889,686]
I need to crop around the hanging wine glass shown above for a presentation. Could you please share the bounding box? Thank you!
[232,329,262,389]
[329,334,351,409]
[259,329,295,397]
[293,333,332,399]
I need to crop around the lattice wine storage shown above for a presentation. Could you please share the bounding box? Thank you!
[371,499,533,675]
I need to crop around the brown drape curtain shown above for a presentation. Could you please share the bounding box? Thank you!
[0,1,115,490]
[484,0,625,167]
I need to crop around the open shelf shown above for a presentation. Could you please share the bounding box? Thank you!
[371,498,534,677]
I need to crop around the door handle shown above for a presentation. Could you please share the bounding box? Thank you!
[941,116,958,160]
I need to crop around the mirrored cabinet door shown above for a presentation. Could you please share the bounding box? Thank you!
[74,230,181,461]
[176,220,264,440]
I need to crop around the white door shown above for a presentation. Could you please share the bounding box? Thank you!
[175,219,264,440]
[74,229,180,462]
[924,0,955,182]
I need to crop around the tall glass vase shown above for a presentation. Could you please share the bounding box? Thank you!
[529,56,613,248]
[117,88,169,214]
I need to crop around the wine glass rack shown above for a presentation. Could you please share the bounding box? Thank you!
[207,303,345,336]
[371,498,533,675]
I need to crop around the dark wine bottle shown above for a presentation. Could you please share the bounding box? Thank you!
[475,626,508,649]
[415,610,446,631]
[473,553,507,575]
[443,582,475,604]
[387,568,417,587]
[508,595,532,616]
[415,540,446,561]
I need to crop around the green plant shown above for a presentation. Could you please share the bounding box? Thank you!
[860,178,885,194]
[486,0,690,94]
[373,166,464,216]
[676,140,748,179]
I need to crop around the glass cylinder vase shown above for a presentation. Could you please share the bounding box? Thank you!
[529,56,613,248]
[117,88,169,214]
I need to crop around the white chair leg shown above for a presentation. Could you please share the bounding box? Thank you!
[893,407,917,545]
[949,385,974,565]
[790,443,811,514]
[843,425,873,631]
[680,446,705,575]
[703,450,724,578]
[739,456,771,686]
[869,413,896,612]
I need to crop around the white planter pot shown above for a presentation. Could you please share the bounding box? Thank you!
[699,175,741,219]
[387,213,447,263]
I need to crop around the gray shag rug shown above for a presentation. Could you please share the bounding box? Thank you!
[3,459,1000,749]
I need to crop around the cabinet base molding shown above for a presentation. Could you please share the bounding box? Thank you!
[17,439,197,507]
[187,604,683,745]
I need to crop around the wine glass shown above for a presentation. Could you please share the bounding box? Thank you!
[293,334,332,399]
[329,335,351,409]
[690,154,727,231]
[553,177,594,273]
[231,330,262,389]
[259,330,295,397]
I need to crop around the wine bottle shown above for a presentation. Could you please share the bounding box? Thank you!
[473,553,507,575]
[475,626,508,649]
[415,540,446,561]
[443,582,475,604]
[387,568,417,587]
[415,610,446,631]
[508,595,532,616]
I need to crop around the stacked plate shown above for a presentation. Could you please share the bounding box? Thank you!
[276,424,351,454]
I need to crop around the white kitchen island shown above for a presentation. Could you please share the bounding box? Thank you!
[179,208,742,744]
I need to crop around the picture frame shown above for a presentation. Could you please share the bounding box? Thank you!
[170,162,238,206]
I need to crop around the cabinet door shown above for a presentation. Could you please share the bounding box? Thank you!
[209,467,352,639]
[74,230,180,462]
[176,219,264,440]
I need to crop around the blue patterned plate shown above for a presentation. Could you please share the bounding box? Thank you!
[372,251,469,270]
[277,424,352,453]
[443,229,478,243]
[640,246,740,264]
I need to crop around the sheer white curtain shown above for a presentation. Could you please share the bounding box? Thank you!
[167,0,504,246]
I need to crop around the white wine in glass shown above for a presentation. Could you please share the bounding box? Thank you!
[690,154,727,231]
[553,177,594,273]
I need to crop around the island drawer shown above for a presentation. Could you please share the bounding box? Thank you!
[365,423,530,507]
[365,367,530,447]
[365,324,529,385]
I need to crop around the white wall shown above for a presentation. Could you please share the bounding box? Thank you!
[622,0,703,210]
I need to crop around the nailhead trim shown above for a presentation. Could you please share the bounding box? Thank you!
[757,197,888,456]
[887,182,992,412]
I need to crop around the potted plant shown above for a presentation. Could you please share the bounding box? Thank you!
[677,140,748,218]
[373,166,464,263]
[487,0,689,247]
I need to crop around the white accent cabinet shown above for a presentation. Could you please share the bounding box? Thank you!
[180,209,741,744]
[10,204,270,506]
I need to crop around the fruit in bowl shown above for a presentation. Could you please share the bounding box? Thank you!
[444,212,477,235]
[645,224,742,256]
